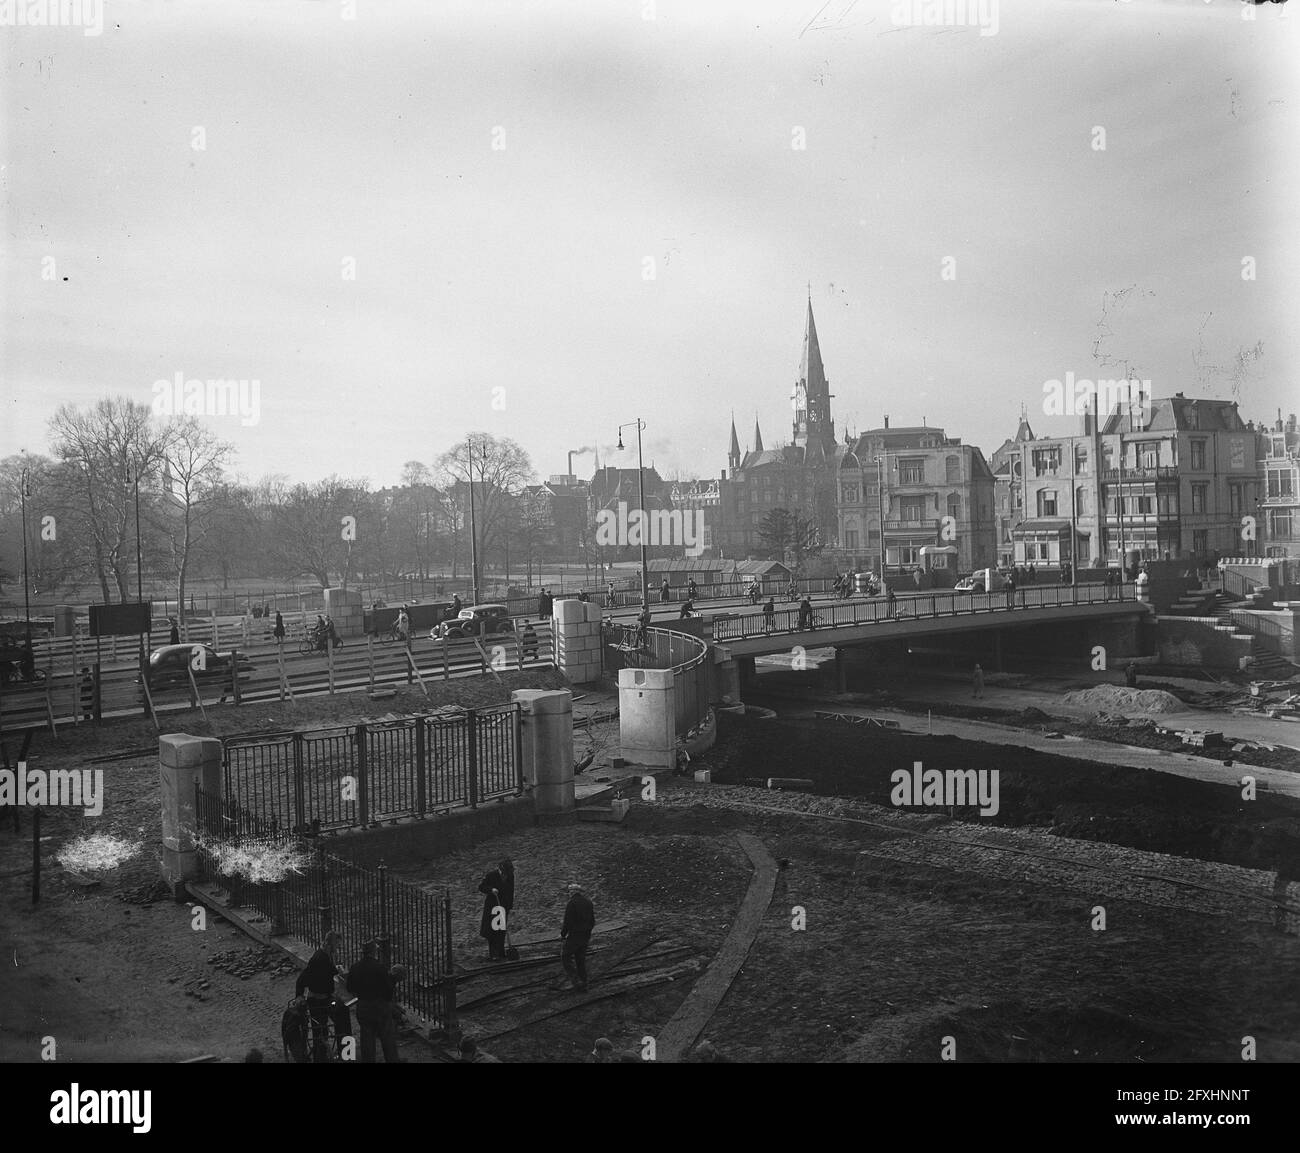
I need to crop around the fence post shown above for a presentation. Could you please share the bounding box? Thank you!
[293,733,306,833]
[92,662,102,723]
[356,722,370,828]
[231,650,241,705]
[377,861,390,966]
[316,839,332,939]
[442,890,458,1035]
[415,717,427,817]
[467,709,480,808]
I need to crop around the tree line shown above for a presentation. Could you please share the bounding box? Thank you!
[0,397,554,626]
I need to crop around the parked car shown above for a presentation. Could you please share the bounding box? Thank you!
[432,604,515,640]
[954,567,1008,594]
[145,644,254,684]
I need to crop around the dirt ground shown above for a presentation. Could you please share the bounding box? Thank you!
[4,689,1299,1063]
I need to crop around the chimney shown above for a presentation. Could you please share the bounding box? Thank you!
[1288,413,1297,433]
[884,414,890,429]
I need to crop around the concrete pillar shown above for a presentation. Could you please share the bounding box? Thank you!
[323,587,365,638]
[834,647,846,692]
[552,598,602,683]
[52,605,76,638]
[1291,606,1300,667]
[737,656,756,690]
[512,689,574,814]
[712,644,740,704]
[618,666,676,768]
[158,733,223,890]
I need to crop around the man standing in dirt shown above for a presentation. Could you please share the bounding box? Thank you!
[561,882,595,992]
[972,663,984,700]
[346,939,400,1063]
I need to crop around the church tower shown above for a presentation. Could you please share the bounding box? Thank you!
[791,295,836,457]
[728,414,741,473]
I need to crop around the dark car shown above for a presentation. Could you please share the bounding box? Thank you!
[145,644,254,684]
[433,604,514,640]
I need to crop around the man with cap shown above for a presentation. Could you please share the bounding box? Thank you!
[346,939,400,1063]
[560,882,596,992]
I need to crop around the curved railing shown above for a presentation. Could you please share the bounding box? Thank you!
[606,624,710,737]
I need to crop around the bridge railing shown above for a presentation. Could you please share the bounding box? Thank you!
[710,581,1135,643]
[1227,609,1294,658]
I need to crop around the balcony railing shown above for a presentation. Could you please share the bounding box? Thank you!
[1100,467,1179,482]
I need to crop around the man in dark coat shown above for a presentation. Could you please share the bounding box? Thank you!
[169,617,180,645]
[1004,574,1017,609]
[797,596,813,630]
[660,578,671,604]
[561,882,595,992]
[273,611,286,643]
[346,940,399,1063]
[479,864,507,961]
[295,931,342,1060]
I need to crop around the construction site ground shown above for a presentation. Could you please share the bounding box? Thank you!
[3,669,1298,1062]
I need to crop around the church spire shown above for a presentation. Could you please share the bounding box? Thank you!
[728,413,741,471]
[753,415,764,453]
[792,295,835,453]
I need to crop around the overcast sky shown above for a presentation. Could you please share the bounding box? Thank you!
[3,0,1296,489]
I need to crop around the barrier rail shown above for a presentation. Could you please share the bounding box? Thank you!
[711,581,1135,643]
[221,704,523,834]
[1227,609,1294,659]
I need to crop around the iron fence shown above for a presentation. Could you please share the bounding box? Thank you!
[194,784,455,1030]
[223,704,523,833]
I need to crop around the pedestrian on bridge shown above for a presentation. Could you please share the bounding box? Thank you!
[787,579,798,603]
[679,599,695,619]
[687,577,699,599]
[537,588,554,618]
[798,596,813,630]
[606,582,618,608]
[763,597,775,633]
[1004,575,1016,610]
[660,578,672,604]
[886,586,896,618]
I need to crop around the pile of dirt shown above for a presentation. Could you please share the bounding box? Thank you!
[1060,684,1184,714]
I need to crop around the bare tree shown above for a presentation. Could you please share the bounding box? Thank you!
[47,398,174,602]
[155,418,233,634]
[435,434,535,573]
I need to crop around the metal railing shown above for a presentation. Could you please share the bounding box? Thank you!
[1227,609,1294,659]
[600,623,711,736]
[194,784,455,1029]
[711,582,1136,643]
[222,704,524,834]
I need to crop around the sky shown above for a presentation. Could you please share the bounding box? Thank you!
[3,0,1297,489]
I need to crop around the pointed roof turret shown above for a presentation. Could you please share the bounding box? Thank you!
[753,416,764,453]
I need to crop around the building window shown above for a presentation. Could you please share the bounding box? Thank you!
[844,530,859,550]
[900,499,925,522]
[1268,470,1294,498]
[1139,442,1159,470]
[842,483,859,503]
[1037,490,1058,517]
[1136,495,1153,515]
[1229,483,1243,516]
[945,456,960,483]
[899,458,924,485]
[1031,448,1061,477]
[1191,483,1208,513]
[1192,529,1208,554]
[1190,439,1206,470]
[1074,444,1089,475]
[1269,508,1293,539]
[1075,487,1087,516]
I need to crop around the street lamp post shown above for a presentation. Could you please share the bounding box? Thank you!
[875,452,888,593]
[19,465,32,648]
[617,419,649,611]
[466,437,483,605]
[126,456,145,667]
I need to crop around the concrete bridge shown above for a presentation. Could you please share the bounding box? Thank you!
[708,582,1148,659]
